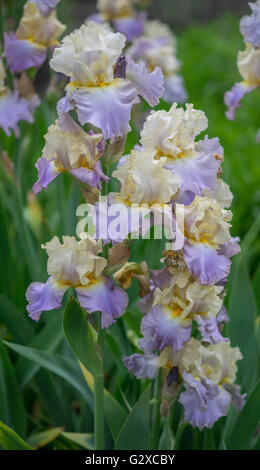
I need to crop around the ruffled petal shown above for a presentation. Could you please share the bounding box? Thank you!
[240,1,260,47]
[71,161,108,189]
[224,81,256,121]
[4,32,47,74]
[123,353,160,379]
[165,151,220,195]
[196,135,224,158]
[76,277,128,328]
[26,276,67,321]
[125,56,164,107]
[33,157,58,194]
[163,74,187,103]
[183,241,231,285]
[195,315,227,344]
[138,336,158,354]
[179,372,231,430]
[219,237,241,258]
[66,79,137,140]
[141,304,192,352]
[223,384,246,413]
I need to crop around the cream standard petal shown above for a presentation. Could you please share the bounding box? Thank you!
[113,147,179,205]
[43,236,107,286]
[140,104,208,160]
[183,196,232,247]
[17,2,65,47]
[42,119,102,171]
[237,43,260,86]
[50,22,126,84]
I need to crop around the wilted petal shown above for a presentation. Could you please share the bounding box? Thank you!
[4,32,47,74]
[76,277,128,328]
[150,268,172,289]
[195,315,227,344]
[137,289,154,314]
[26,276,67,321]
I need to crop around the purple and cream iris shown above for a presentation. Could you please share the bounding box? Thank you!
[181,195,240,285]
[139,269,226,353]
[89,0,146,42]
[140,103,222,202]
[124,338,245,430]
[0,61,40,136]
[33,111,108,194]
[26,236,128,328]
[129,20,187,103]
[4,1,65,74]
[224,1,260,135]
[50,22,164,140]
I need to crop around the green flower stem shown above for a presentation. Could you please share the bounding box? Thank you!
[94,312,105,450]
[94,372,105,450]
[151,371,161,449]
[173,413,186,449]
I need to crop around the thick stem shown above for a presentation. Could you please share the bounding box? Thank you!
[94,372,105,450]
[94,312,105,450]
[151,372,161,450]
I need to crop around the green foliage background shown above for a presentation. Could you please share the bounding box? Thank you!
[0,1,259,450]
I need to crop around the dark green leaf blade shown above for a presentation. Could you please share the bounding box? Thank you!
[226,380,260,450]
[63,298,102,377]
[0,421,32,450]
[0,339,26,438]
[114,386,151,450]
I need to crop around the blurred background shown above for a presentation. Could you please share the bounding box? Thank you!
[0,0,259,450]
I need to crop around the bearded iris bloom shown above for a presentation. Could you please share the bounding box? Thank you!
[33,111,108,194]
[225,1,260,131]
[4,1,65,74]
[139,269,226,353]
[0,61,39,136]
[124,338,245,430]
[140,103,222,202]
[26,236,128,328]
[50,22,164,140]
[181,195,240,285]
[89,0,146,42]
[129,20,187,103]
[91,146,179,242]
